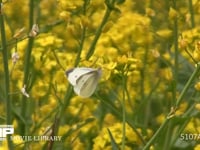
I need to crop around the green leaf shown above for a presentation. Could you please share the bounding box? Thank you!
[107,128,119,150]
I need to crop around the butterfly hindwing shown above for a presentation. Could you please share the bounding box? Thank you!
[66,67,95,86]
[66,67,102,98]
[74,71,100,97]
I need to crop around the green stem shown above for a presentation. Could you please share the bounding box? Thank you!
[97,94,146,145]
[165,4,179,148]
[85,2,112,60]
[74,23,86,67]
[0,1,13,149]
[54,0,89,142]
[163,121,172,150]
[143,119,170,150]
[188,0,195,28]
[20,0,34,136]
[140,46,149,126]
[170,104,194,147]
[175,63,200,107]
[121,74,126,150]
[173,0,179,86]
[74,0,87,67]
[143,63,200,150]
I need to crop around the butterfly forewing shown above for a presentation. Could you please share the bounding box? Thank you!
[66,67,102,98]
[66,67,95,86]
[75,69,101,97]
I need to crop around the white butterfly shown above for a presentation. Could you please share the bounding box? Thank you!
[66,67,102,98]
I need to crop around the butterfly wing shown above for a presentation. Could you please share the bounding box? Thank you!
[74,69,101,98]
[66,67,95,86]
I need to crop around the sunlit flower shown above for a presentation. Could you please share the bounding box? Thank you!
[59,11,70,21]
[156,29,173,39]
[156,114,165,124]
[2,0,200,149]
[175,102,188,115]
[151,49,160,58]
[179,38,188,49]
[169,7,178,20]
[145,8,155,17]
[195,103,200,111]
[159,68,173,81]
[185,118,199,133]
[195,144,200,150]
[12,134,24,146]
[193,49,200,62]
[195,82,200,91]
[93,123,143,149]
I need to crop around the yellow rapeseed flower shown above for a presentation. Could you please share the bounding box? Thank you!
[58,125,71,136]
[195,144,200,150]
[175,102,188,115]
[156,29,173,39]
[159,68,173,81]
[39,35,55,47]
[12,134,24,147]
[169,7,178,20]
[93,123,143,149]
[179,38,188,49]
[39,104,52,114]
[156,114,165,124]
[71,138,85,150]
[195,82,200,91]
[195,103,200,111]
[103,113,117,126]
[126,126,142,144]
[193,42,200,62]
[185,118,198,133]
[59,11,70,21]
[58,0,83,11]
[145,8,155,17]
[0,140,8,150]
[32,80,50,98]
[193,50,200,62]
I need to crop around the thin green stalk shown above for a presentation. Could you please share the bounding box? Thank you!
[0,20,64,51]
[170,104,195,147]
[74,27,86,67]
[173,0,179,84]
[175,63,200,107]
[96,93,146,145]
[163,121,172,150]
[0,1,13,149]
[143,63,200,150]
[74,23,86,67]
[74,0,87,67]
[52,1,89,147]
[121,74,126,150]
[85,1,113,60]
[143,119,170,150]
[140,46,149,126]
[144,79,161,126]
[140,46,149,101]
[162,1,179,148]
[20,0,34,136]
[188,0,195,28]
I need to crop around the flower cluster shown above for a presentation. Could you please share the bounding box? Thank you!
[1,0,200,149]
